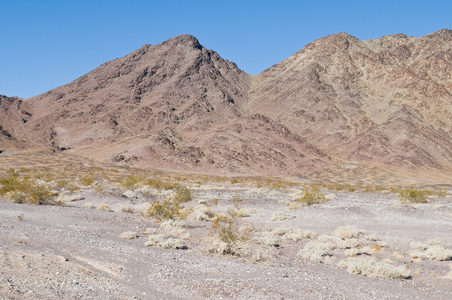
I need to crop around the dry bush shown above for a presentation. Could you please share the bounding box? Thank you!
[115,205,135,213]
[0,170,59,205]
[271,212,296,221]
[83,202,97,209]
[409,244,452,261]
[172,186,193,203]
[338,258,411,279]
[204,237,269,263]
[119,231,138,239]
[207,196,253,256]
[142,198,182,221]
[399,187,432,203]
[262,235,280,247]
[267,227,316,241]
[344,246,377,257]
[97,203,111,211]
[293,186,326,206]
[333,225,361,239]
[120,174,144,190]
[144,233,185,249]
[317,234,359,249]
[160,238,185,249]
[322,183,356,192]
[298,240,336,263]
[57,193,84,203]
[187,205,216,221]
[122,190,138,199]
[141,185,193,221]
[55,178,78,192]
[145,234,166,246]
[79,175,95,187]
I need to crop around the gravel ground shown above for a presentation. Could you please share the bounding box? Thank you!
[1,185,452,299]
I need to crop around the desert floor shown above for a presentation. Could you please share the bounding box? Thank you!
[1,177,452,299]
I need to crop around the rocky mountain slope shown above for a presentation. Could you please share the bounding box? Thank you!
[2,30,452,178]
[0,95,32,149]
[250,29,452,170]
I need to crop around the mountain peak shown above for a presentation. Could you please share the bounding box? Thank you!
[425,28,452,40]
[164,34,203,50]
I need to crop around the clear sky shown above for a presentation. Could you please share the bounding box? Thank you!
[1,0,451,98]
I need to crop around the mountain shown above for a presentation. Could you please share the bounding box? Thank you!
[2,30,452,179]
[13,34,331,175]
[250,29,452,170]
[0,95,32,149]
[25,35,251,147]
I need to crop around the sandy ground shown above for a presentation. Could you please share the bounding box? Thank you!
[1,184,452,299]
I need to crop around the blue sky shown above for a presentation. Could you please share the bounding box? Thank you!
[1,0,451,98]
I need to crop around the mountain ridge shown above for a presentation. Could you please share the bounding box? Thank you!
[2,30,452,180]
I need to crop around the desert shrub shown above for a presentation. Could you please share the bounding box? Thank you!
[142,198,182,221]
[0,169,21,195]
[338,258,411,279]
[209,213,248,246]
[119,231,138,239]
[55,178,78,192]
[145,178,181,191]
[399,187,432,203]
[271,212,296,221]
[295,186,326,206]
[0,170,59,205]
[230,178,240,184]
[97,203,111,211]
[79,175,95,187]
[121,174,144,190]
[322,183,356,192]
[262,235,280,247]
[409,243,452,261]
[298,240,335,263]
[115,205,135,213]
[160,220,190,239]
[144,232,186,249]
[160,238,185,249]
[333,225,361,239]
[187,205,216,221]
[83,202,96,209]
[361,185,385,192]
[261,179,296,190]
[172,186,192,203]
[208,196,252,255]
[434,187,448,197]
[269,228,316,241]
[204,198,219,207]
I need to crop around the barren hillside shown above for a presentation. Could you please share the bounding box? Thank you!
[249,29,452,171]
[2,30,452,179]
